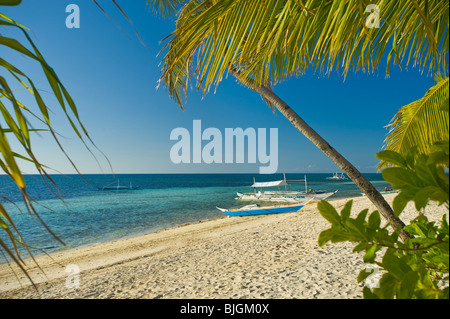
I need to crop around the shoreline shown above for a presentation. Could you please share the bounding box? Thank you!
[0,194,447,299]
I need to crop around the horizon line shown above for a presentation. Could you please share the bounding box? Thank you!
[0,172,381,176]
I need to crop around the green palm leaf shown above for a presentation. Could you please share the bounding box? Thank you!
[0,1,133,286]
[0,8,97,285]
[0,0,22,5]
[148,0,189,17]
[379,77,449,169]
[155,0,448,108]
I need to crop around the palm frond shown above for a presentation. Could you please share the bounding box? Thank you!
[0,10,97,285]
[378,77,449,169]
[0,1,22,5]
[156,0,449,110]
[147,0,190,17]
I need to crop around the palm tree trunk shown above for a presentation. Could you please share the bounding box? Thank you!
[229,68,412,241]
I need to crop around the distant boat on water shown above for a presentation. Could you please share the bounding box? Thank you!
[361,189,399,196]
[326,173,347,180]
[98,179,139,191]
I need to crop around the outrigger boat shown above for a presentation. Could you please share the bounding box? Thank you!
[326,172,347,180]
[236,174,337,202]
[216,200,312,217]
[361,189,399,196]
[99,179,139,191]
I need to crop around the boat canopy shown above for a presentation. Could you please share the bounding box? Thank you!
[251,180,288,188]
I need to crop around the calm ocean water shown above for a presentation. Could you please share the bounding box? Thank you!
[0,173,390,262]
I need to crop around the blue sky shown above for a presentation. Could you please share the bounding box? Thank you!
[1,1,436,175]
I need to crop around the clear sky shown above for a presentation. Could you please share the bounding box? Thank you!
[1,1,436,175]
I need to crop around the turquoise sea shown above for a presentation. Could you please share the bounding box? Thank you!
[0,173,390,263]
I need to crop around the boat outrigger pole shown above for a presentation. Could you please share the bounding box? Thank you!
[284,175,308,193]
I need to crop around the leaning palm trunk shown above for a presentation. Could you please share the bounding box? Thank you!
[229,68,412,241]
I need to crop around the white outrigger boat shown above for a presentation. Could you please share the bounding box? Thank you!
[217,198,312,217]
[326,172,348,180]
[98,179,139,191]
[235,174,337,203]
[361,189,399,196]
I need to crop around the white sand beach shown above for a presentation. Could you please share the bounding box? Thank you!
[0,194,447,299]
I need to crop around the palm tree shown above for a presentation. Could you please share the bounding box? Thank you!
[151,0,448,241]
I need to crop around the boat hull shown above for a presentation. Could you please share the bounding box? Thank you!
[361,190,398,196]
[217,203,306,217]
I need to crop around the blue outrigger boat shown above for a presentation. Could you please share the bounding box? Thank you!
[216,200,311,217]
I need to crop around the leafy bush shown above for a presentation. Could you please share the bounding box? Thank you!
[318,141,449,299]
